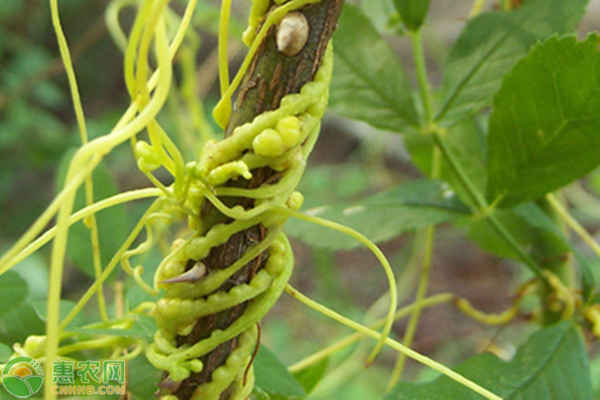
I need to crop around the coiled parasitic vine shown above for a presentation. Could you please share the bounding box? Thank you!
[147,0,343,398]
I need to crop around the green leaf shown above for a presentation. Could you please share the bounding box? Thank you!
[359,0,396,34]
[11,254,48,300]
[254,346,306,398]
[0,341,12,362]
[330,5,419,133]
[436,0,589,125]
[0,271,28,317]
[0,302,46,344]
[387,321,592,400]
[590,353,600,399]
[487,34,600,207]
[297,163,372,209]
[31,299,84,328]
[293,357,329,396]
[251,386,273,400]
[286,180,469,250]
[70,315,157,339]
[464,204,569,261]
[464,199,595,298]
[511,203,598,299]
[126,355,161,399]
[393,0,431,31]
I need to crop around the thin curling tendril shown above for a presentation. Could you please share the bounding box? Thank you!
[1,0,207,396]
[285,285,503,400]
[191,185,398,365]
[44,9,173,398]
[18,1,200,397]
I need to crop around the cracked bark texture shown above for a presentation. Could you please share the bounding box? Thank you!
[157,0,344,398]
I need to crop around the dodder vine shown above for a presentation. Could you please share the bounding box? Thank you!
[147,1,343,398]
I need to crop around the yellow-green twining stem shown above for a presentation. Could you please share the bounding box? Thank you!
[2,189,161,275]
[60,201,163,331]
[178,41,215,148]
[106,0,138,51]
[148,234,294,385]
[2,1,200,384]
[43,1,180,396]
[148,41,334,399]
[2,0,198,276]
[288,293,455,373]
[0,159,99,276]
[309,226,430,386]
[469,0,488,18]
[387,45,442,383]
[49,0,108,322]
[127,0,188,199]
[0,7,160,274]
[121,211,168,296]
[213,0,328,128]
[218,0,233,95]
[387,225,436,391]
[110,0,198,197]
[274,207,397,365]
[286,285,504,400]
[547,193,600,260]
[7,317,140,362]
[188,180,398,363]
[160,227,283,300]
[383,24,444,391]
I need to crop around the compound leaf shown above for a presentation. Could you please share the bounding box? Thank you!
[286,180,469,250]
[436,0,589,125]
[487,34,600,207]
[330,5,419,133]
[387,321,592,400]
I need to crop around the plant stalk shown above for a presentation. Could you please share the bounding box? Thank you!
[157,1,345,398]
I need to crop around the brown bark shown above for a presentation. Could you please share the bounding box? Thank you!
[158,1,344,398]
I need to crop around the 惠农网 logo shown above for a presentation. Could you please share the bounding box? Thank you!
[2,356,44,398]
